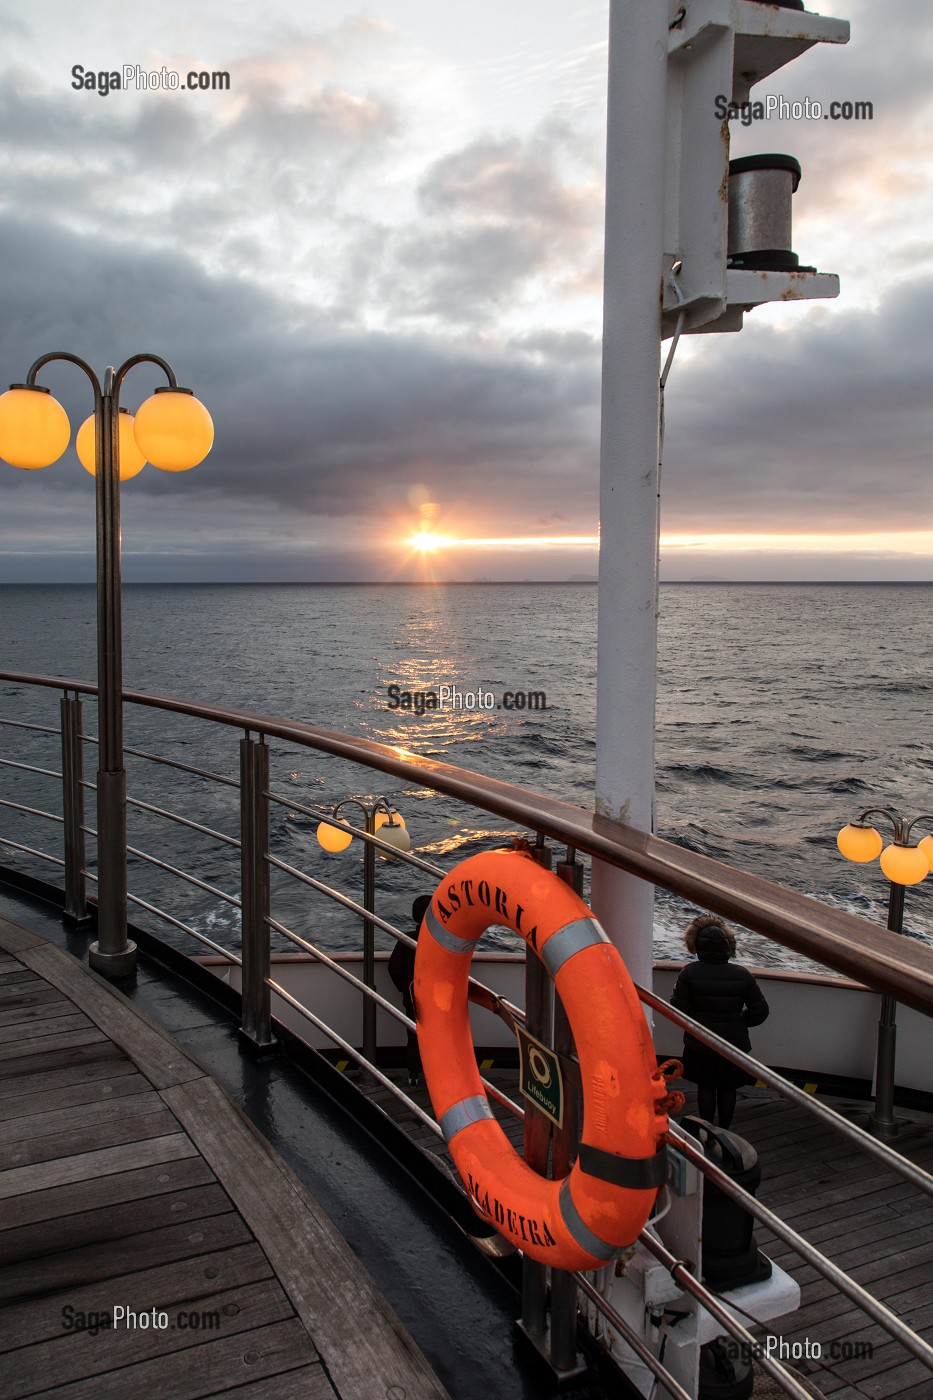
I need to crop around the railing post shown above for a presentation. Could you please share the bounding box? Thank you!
[550,851,585,1376]
[869,878,904,1139]
[869,994,898,1140]
[517,841,588,1378]
[239,734,274,1053]
[519,838,553,1348]
[520,943,552,1344]
[362,810,377,1067]
[60,694,89,927]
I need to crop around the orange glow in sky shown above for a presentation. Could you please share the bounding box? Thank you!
[406,530,933,556]
[408,532,599,551]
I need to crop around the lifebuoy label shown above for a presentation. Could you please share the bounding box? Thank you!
[516,1024,564,1129]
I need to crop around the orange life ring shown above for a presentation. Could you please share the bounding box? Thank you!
[414,849,670,1271]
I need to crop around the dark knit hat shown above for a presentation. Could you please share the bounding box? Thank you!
[412,894,432,924]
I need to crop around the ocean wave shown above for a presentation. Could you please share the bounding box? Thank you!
[862,679,931,695]
[661,763,748,784]
[822,776,873,793]
[784,746,862,763]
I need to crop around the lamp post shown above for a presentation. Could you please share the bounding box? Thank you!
[836,808,933,1139]
[0,352,213,977]
[317,799,410,1065]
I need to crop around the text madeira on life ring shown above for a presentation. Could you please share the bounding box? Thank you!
[414,850,671,1271]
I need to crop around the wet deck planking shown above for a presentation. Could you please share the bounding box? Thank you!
[0,918,450,1400]
[365,1068,933,1400]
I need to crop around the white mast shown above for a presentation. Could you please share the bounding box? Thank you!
[592,0,848,991]
[591,1,670,994]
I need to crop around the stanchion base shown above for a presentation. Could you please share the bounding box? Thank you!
[838,1105,909,1141]
[237,1029,281,1060]
[88,940,137,978]
[515,1320,590,1387]
[63,910,94,931]
[867,1115,901,1141]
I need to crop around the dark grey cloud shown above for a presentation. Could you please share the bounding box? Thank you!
[0,70,200,163]
[0,52,403,303]
[1,0,931,583]
[389,124,602,323]
[2,188,932,580]
[419,131,597,228]
[662,277,933,533]
[394,223,551,317]
[0,36,607,339]
[0,209,601,557]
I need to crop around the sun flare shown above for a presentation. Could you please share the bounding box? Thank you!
[409,531,455,554]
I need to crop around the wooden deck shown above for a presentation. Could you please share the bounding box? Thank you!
[2,908,929,1400]
[734,1089,933,1400]
[0,917,450,1400]
[364,1069,933,1400]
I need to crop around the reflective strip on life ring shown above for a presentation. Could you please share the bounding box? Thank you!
[414,850,670,1271]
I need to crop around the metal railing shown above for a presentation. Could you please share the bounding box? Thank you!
[1,668,933,1400]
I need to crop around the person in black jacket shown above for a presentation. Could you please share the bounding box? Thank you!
[670,914,769,1129]
[388,894,432,1086]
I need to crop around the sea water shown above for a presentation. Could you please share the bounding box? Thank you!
[2,582,931,967]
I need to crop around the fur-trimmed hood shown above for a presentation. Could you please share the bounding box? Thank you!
[683,914,736,959]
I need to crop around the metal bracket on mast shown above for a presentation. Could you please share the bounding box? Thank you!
[663,0,849,337]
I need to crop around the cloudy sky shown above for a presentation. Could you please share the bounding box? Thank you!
[0,0,930,582]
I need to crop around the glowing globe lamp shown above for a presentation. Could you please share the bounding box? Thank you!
[133,387,213,471]
[879,842,930,887]
[0,385,70,469]
[836,823,883,863]
[316,819,353,853]
[378,816,411,861]
[919,834,933,865]
[375,810,407,831]
[76,409,147,481]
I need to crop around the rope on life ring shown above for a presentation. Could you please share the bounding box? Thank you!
[414,850,673,1271]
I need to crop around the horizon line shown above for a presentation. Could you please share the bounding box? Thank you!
[2,578,933,588]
